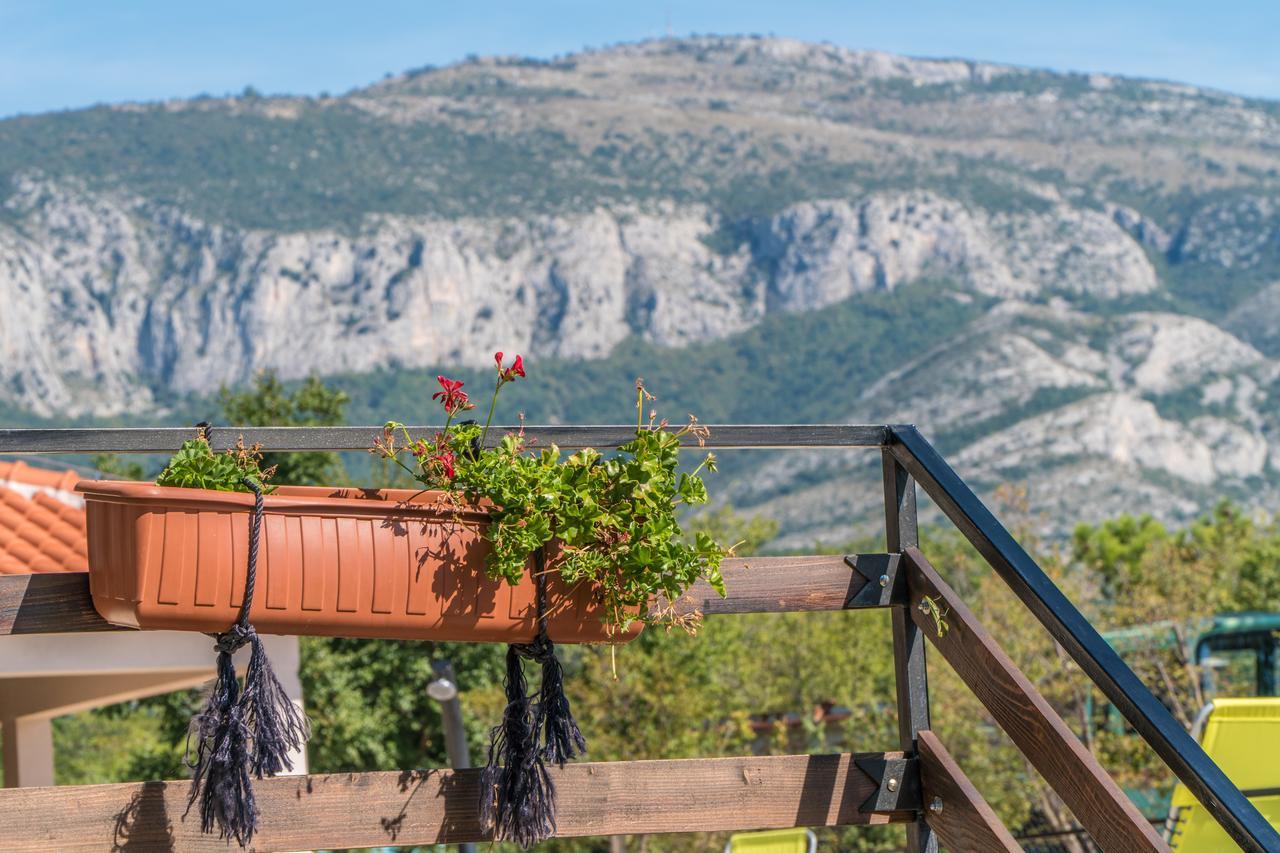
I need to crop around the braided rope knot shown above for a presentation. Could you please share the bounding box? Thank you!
[215,622,256,656]
[511,630,555,665]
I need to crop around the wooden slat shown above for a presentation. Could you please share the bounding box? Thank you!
[0,424,890,454]
[661,555,870,617]
[0,572,116,634]
[916,730,1020,852]
[0,555,875,636]
[0,752,907,851]
[902,548,1168,852]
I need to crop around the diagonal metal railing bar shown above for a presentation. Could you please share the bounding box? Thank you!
[888,424,1279,852]
[0,424,890,454]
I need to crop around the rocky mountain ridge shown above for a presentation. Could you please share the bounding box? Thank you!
[3,36,1280,541]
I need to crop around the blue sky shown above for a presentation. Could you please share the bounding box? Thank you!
[2,0,1278,118]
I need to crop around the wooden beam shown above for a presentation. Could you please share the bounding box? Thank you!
[916,730,1019,852]
[0,573,116,635]
[902,548,1168,852]
[0,555,881,636]
[0,424,891,454]
[662,555,873,617]
[0,752,908,851]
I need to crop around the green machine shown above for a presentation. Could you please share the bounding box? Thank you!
[1092,613,1280,845]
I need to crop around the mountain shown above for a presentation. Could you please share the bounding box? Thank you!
[2,36,1280,543]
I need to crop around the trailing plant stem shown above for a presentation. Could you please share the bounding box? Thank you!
[481,381,501,450]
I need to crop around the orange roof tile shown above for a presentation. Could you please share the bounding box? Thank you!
[0,465,90,574]
[0,460,80,494]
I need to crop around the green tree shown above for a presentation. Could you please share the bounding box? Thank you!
[1071,513,1171,599]
[91,453,145,481]
[218,371,349,485]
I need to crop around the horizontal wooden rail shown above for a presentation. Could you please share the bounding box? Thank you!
[0,424,890,454]
[0,752,908,851]
[902,548,1167,852]
[0,573,115,635]
[0,555,883,636]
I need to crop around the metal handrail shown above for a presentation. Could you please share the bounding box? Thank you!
[888,424,1279,852]
[0,424,889,454]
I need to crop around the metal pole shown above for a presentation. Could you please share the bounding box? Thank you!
[882,449,936,853]
[428,660,476,853]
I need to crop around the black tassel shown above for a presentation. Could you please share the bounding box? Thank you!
[533,636,586,768]
[480,645,556,848]
[188,631,256,845]
[479,552,586,849]
[185,476,309,847]
[242,629,309,779]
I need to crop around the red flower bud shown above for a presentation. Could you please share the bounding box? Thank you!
[498,354,526,383]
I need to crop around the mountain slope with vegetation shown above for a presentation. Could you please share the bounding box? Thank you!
[3,35,1280,540]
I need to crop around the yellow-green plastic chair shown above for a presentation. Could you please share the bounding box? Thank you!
[723,828,817,853]
[1167,698,1280,850]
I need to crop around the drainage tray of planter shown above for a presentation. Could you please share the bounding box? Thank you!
[76,481,637,644]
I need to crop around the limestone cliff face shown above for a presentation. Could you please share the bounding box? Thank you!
[0,177,1158,416]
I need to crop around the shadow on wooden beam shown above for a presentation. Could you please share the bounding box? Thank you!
[0,555,894,636]
[0,753,910,851]
[0,573,117,635]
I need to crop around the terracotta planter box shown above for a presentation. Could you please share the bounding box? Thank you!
[76,481,639,644]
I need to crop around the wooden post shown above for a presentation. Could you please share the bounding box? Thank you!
[1,716,54,787]
[882,450,936,853]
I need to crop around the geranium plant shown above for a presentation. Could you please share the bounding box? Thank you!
[156,436,276,493]
[373,353,727,634]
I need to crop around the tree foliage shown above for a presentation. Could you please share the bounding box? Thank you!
[218,371,349,486]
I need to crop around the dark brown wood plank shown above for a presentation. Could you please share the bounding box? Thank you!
[0,424,890,454]
[0,572,118,635]
[0,555,876,636]
[0,752,907,851]
[902,548,1167,853]
[660,555,870,617]
[916,729,1020,852]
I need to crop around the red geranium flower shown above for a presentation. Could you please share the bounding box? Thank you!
[432,376,473,415]
[433,449,457,479]
[496,353,525,383]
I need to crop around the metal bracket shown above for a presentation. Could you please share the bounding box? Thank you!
[844,553,906,607]
[854,755,922,814]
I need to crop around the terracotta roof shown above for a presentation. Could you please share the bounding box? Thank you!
[0,461,88,574]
